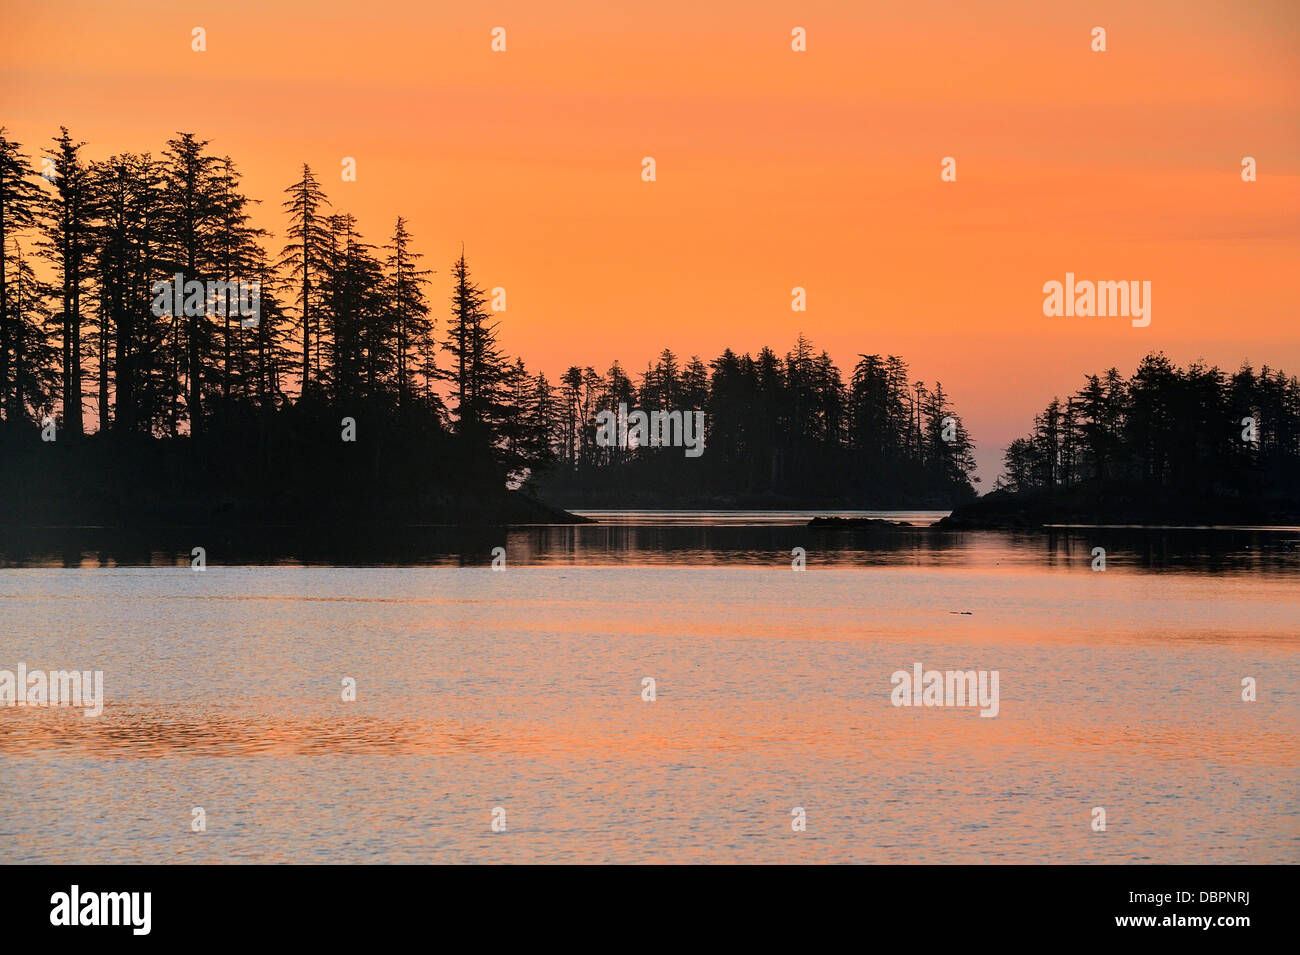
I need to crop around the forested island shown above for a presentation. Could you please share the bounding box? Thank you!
[939,354,1300,529]
[0,127,978,526]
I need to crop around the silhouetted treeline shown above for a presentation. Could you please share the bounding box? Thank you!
[0,126,540,497]
[0,126,977,518]
[535,339,978,506]
[997,352,1300,504]
[1,129,460,430]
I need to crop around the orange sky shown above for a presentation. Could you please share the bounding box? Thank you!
[3,0,1298,482]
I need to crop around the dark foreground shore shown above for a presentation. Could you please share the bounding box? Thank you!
[0,429,591,529]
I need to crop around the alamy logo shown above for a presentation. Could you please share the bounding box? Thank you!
[150,273,260,328]
[1043,272,1151,327]
[594,402,705,458]
[890,662,1000,717]
[50,885,151,935]
[0,663,103,717]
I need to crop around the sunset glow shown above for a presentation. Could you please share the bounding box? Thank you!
[5,0,1297,478]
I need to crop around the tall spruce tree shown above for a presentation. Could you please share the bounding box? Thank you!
[443,250,510,476]
[279,164,331,400]
[160,133,223,434]
[383,217,433,408]
[0,130,43,425]
[39,128,97,438]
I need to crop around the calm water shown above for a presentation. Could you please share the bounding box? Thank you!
[1,511,1297,863]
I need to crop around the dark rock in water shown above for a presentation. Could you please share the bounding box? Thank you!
[807,516,915,528]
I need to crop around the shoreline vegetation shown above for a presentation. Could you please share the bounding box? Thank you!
[2,128,1296,530]
[1,128,978,528]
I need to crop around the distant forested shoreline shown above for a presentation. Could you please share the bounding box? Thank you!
[533,344,978,509]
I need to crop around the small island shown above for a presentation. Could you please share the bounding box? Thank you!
[807,516,917,528]
[935,354,1300,530]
